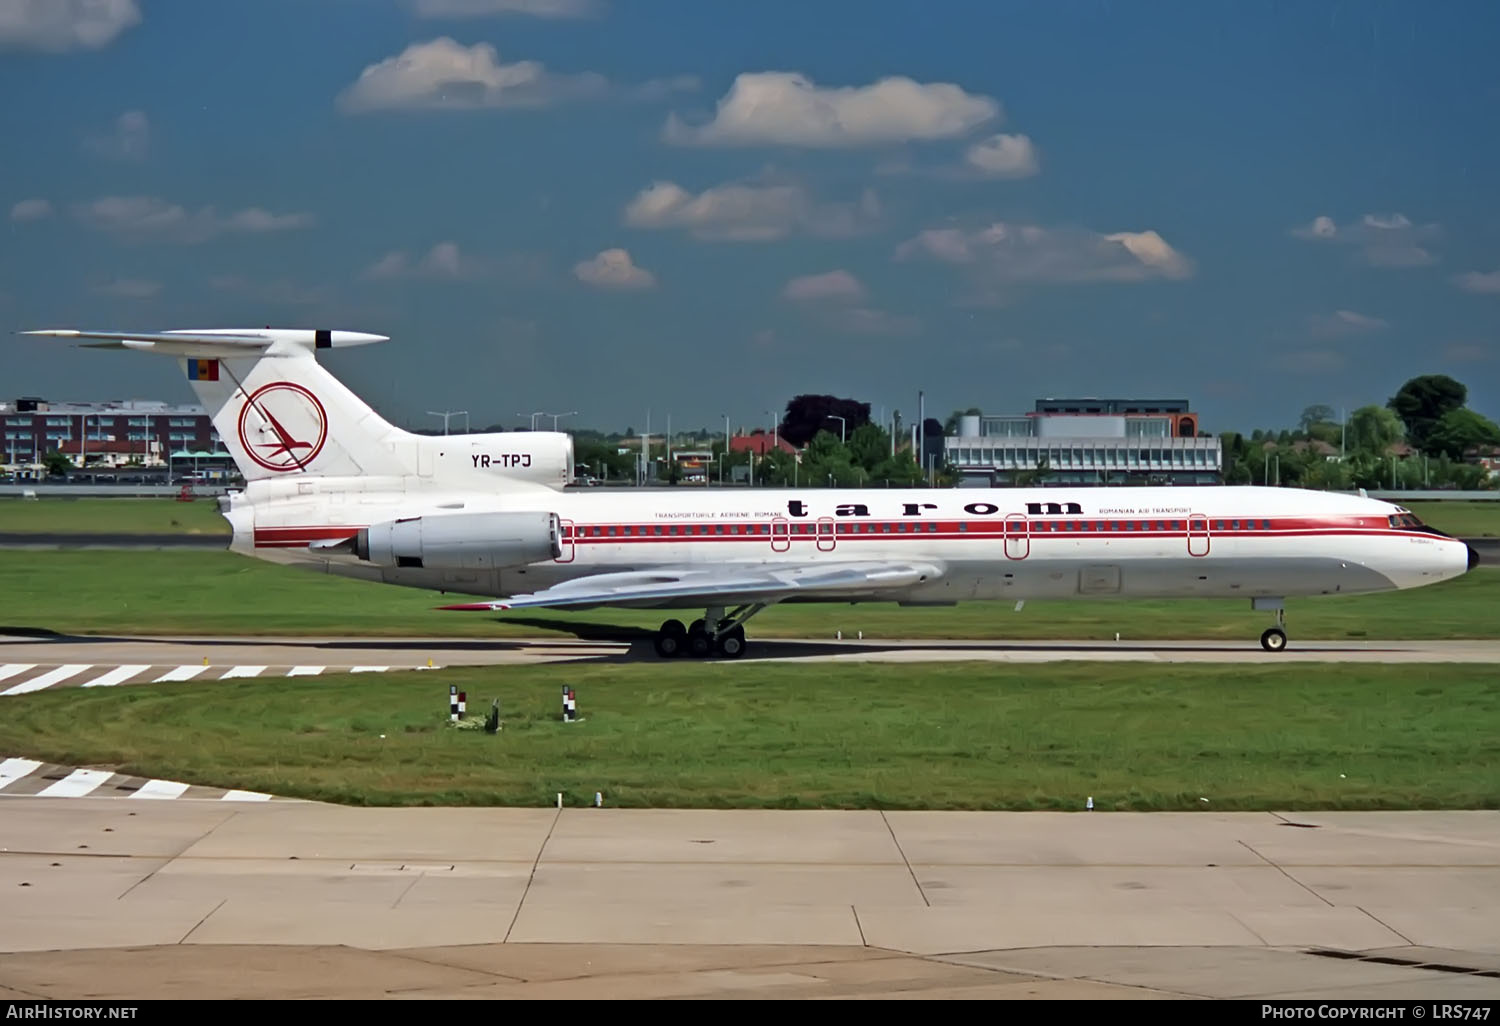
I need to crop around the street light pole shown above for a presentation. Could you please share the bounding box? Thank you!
[542,411,577,430]
[516,411,544,430]
[828,415,846,444]
[428,410,469,435]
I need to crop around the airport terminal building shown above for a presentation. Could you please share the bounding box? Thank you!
[946,398,1222,487]
[1,395,223,480]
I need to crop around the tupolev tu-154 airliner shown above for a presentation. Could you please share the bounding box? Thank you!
[23,326,1480,659]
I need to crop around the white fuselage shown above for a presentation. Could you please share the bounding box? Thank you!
[225,478,1473,609]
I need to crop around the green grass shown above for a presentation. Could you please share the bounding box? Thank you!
[1405,501,1500,538]
[0,549,1494,640]
[2,662,1495,810]
[0,497,228,534]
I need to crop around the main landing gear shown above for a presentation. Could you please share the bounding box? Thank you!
[652,603,768,659]
[1258,603,1288,652]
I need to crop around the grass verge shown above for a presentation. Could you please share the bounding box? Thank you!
[0,497,228,534]
[2,661,1495,810]
[0,549,1494,640]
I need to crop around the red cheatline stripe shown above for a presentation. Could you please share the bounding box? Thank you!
[253,519,1446,549]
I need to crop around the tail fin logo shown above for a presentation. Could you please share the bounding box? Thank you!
[237,381,329,472]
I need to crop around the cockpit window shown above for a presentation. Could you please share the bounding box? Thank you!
[1388,513,1424,529]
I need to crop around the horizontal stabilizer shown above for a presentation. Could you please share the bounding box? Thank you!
[20,328,388,356]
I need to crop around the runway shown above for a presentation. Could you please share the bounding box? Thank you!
[2,633,1500,698]
[0,797,1496,999]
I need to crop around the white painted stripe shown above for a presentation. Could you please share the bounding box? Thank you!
[286,666,325,676]
[36,768,113,798]
[129,779,190,799]
[0,758,43,790]
[154,665,206,682]
[82,665,151,688]
[2,664,92,696]
[0,664,37,683]
[220,666,265,679]
[350,666,389,673]
[221,789,272,801]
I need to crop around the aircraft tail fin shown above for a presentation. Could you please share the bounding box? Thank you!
[21,328,415,483]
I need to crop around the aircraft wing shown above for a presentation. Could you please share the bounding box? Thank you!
[437,561,943,611]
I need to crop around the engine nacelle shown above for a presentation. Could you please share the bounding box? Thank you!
[354,511,561,570]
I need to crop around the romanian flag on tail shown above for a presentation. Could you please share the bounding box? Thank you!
[187,358,219,381]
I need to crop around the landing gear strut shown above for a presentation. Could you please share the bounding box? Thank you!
[1259,605,1288,652]
[654,603,768,659]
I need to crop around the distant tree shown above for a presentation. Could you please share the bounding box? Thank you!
[43,451,72,476]
[1425,408,1500,461]
[1388,375,1467,454]
[1347,405,1405,456]
[778,395,871,448]
[1014,454,1050,487]
[1299,405,1335,434]
[847,422,890,472]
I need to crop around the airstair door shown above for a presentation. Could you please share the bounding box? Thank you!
[816,516,836,552]
[1187,514,1210,557]
[1004,514,1030,560]
[771,517,791,552]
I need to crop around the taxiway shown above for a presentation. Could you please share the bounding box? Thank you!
[1,799,1497,999]
[2,634,1500,700]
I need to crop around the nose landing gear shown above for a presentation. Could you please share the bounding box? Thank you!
[1258,602,1288,652]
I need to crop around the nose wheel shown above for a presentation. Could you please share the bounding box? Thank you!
[1259,605,1288,652]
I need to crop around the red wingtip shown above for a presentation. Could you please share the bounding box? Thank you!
[436,602,506,611]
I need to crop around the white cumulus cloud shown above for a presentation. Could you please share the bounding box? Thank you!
[964,133,1039,178]
[72,196,314,243]
[1291,212,1439,268]
[337,38,607,112]
[624,179,879,241]
[1306,309,1390,338]
[335,37,691,113]
[84,109,149,161]
[782,269,865,302]
[412,0,602,16]
[895,222,1194,287]
[573,248,655,289]
[1454,269,1500,294]
[0,0,140,52]
[9,198,52,221]
[663,71,999,147]
[364,241,482,279]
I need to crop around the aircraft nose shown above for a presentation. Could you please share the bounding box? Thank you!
[1469,544,1482,571]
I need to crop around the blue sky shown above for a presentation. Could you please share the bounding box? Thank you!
[2,0,1498,436]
